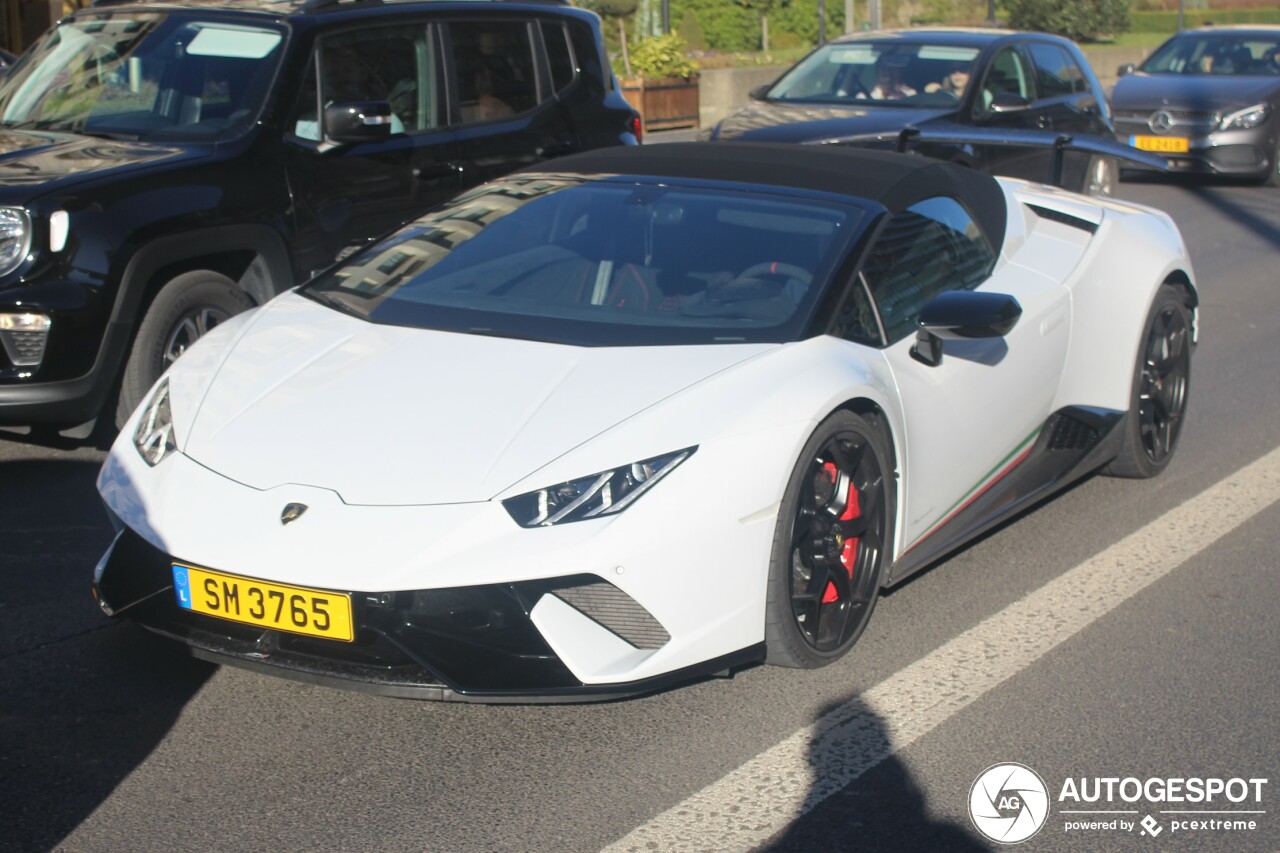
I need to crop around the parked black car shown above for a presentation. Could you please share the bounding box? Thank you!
[1111,26,1280,185]
[702,29,1119,196]
[0,0,638,438]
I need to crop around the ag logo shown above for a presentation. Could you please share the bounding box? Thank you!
[969,762,1050,844]
[280,503,308,526]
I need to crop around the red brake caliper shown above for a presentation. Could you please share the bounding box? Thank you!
[820,462,861,604]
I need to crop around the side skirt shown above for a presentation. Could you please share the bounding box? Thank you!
[887,406,1125,585]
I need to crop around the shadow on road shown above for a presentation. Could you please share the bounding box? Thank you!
[763,696,992,852]
[0,453,213,852]
[1122,171,1280,251]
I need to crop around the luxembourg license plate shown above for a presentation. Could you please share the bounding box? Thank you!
[1130,135,1189,153]
[172,563,354,642]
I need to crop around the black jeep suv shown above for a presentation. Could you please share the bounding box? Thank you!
[0,0,637,437]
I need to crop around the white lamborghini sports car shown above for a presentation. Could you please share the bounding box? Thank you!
[93,143,1197,702]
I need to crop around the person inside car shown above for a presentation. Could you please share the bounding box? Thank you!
[925,63,971,98]
[861,55,916,100]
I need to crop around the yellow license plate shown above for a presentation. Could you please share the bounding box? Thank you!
[172,563,354,642]
[1131,135,1189,153]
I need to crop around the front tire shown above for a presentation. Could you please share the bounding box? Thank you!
[1261,138,1280,187]
[765,410,894,668]
[116,271,250,427]
[1105,284,1192,479]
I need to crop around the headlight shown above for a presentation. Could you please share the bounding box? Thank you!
[0,207,31,277]
[133,378,177,466]
[503,447,695,527]
[1220,103,1269,131]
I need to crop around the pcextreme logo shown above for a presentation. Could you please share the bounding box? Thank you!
[969,764,1270,844]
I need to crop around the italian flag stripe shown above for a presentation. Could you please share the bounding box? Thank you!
[911,426,1043,550]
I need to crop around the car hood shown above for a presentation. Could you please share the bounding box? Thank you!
[0,128,200,196]
[1111,73,1280,111]
[708,101,953,142]
[179,292,775,506]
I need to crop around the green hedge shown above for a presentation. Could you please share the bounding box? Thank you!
[1129,8,1280,31]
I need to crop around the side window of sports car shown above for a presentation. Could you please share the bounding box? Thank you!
[834,273,884,347]
[861,197,996,345]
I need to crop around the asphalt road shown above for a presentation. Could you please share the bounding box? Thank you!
[1,175,1277,853]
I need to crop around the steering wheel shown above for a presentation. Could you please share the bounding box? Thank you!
[738,262,812,286]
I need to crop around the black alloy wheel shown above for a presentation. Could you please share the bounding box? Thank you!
[765,410,892,668]
[1106,284,1192,478]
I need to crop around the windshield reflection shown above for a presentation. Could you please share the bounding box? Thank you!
[305,175,862,347]
[0,12,284,141]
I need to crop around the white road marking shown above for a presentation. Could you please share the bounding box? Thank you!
[604,446,1280,853]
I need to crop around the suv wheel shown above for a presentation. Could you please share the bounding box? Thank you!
[116,271,251,427]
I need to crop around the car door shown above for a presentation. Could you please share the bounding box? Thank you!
[857,197,1070,552]
[282,22,462,278]
[442,17,579,189]
[970,44,1053,183]
[1025,40,1108,190]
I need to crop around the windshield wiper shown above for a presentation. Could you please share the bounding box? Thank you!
[77,129,141,141]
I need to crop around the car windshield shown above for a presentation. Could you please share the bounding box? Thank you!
[0,12,285,140]
[766,41,980,106]
[302,176,866,346]
[1139,34,1280,76]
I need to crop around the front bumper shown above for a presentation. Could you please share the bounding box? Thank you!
[93,527,763,702]
[1116,123,1275,177]
[0,279,126,428]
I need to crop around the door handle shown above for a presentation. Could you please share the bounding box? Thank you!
[413,161,463,180]
[536,140,575,158]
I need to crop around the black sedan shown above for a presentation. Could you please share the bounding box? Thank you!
[1111,26,1280,185]
[702,29,1119,196]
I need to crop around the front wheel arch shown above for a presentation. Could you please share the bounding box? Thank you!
[763,407,897,668]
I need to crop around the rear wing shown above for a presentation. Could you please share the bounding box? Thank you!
[805,122,1168,189]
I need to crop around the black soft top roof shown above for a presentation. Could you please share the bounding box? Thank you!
[536,142,1008,255]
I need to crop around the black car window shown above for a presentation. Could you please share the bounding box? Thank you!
[0,14,284,140]
[1027,43,1086,98]
[449,20,539,124]
[542,20,576,93]
[834,273,884,347]
[765,41,979,105]
[293,24,437,140]
[303,177,866,346]
[1140,34,1280,75]
[862,197,996,344]
[977,47,1033,112]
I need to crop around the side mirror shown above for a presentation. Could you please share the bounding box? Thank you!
[324,100,393,144]
[911,290,1022,367]
[988,92,1032,113]
[1116,63,1136,78]
[748,83,772,101]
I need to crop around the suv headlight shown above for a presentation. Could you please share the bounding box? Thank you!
[503,447,695,527]
[1220,103,1269,131]
[133,379,178,466]
[0,207,31,278]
